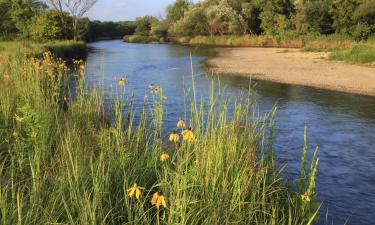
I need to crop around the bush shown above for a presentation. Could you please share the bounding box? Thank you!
[30,10,65,41]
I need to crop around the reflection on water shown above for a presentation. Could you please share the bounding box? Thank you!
[85,40,375,225]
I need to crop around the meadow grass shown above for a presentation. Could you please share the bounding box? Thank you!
[0,48,320,224]
[328,44,375,65]
[0,40,86,60]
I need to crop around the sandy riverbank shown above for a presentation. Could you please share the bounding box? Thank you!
[205,48,375,96]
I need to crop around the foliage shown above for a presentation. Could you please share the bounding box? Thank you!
[85,21,136,41]
[0,45,321,225]
[134,16,159,36]
[166,0,191,23]
[30,10,65,41]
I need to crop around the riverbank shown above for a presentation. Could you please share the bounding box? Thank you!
[0,40,87,60]
[205,47,375,96]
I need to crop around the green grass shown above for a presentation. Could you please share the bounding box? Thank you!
[123,35,162,44]
[0,48,320,224]
[328,44,375,65]
[0,40,86,60]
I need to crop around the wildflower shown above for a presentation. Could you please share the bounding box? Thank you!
[128,183,144,200]
[79,64,85,70]
[118,77,128,86]
[151,191,167,209]
[169,130,179,143]
[182,127,195,142]
[177,118,185,128]
[3,74,11,80]
[14,115,24,123]
[301,192,311,203]
[12,131,18,139]
[160,152,170,162]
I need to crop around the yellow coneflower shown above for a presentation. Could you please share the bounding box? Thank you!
[169,130,179,143]
[301,192,311,203]
[160,152,170,162]
[176,118,185,128]
[127,183,144,199]
[118,77,128,86]
[14,115,24,123]
[182,127,195,142]
[151,191,167,209]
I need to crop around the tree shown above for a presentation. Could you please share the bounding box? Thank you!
[329,0,362,35]
[259,0,295,35]
[166,0,190,23]
[10,0,45,37]
[30,9,65,40]
[205,2,246,35]
[0,0,17,38]
[134,16,159,36]
[169,4,209,36]
[294,0,334,35]
[44,0,98,40]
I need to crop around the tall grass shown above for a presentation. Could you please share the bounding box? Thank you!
[328,44,375,65]
[0,49,320,224]
[0,41,86,60]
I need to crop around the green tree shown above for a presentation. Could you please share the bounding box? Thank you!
[205,2,246,35]
[0,0,17,38]
[10,0,44,37]
[329,0,362,35]
[169,3,209,36]
[166,0,190,23]
[259,0,295,35]
[134,16,159,36]
[30,9,65,41]
[294,0,334,35]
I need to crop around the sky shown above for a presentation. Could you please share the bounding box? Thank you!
[86,0,179,21]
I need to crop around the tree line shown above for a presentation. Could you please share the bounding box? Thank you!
[0,0,135,41]
[132,0,375,41]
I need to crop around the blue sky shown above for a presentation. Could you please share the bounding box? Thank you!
[86,0,178,21]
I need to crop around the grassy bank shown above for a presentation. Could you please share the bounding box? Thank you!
[123,35,166,44]
[0,40,87,60]
[0,47,320,224]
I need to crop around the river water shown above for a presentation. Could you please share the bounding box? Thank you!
[85,40,375,225]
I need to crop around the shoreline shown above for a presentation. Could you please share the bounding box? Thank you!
[205,47,375,96]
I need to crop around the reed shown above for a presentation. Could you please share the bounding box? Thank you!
[0,48,320,224]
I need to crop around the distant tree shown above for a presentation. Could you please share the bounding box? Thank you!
[150,21,169,39]
[169,4,209,36]
[30,9,65,40]
[44,0,98,40]
[294,0,334,35]
[166,0,190,23]
[10,0,45,37]
[134,16,159,36]
[205,2,246,35]
[0,0,17,38]
[329,0,361,35]
[259,0,295,35]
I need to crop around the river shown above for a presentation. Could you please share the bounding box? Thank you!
[85,40,375,225]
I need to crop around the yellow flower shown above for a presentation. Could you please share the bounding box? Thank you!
[14,115,24,123]
[177,118,185,128]
[151,191,167,209]
[301,192,311,203]
[169,130,179,143]
[12,131,18,139]
[182,127,195,142]
[79,64,85,70]
[160,152,170,162]
[118,77,128,86]
[127,183,144,199]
